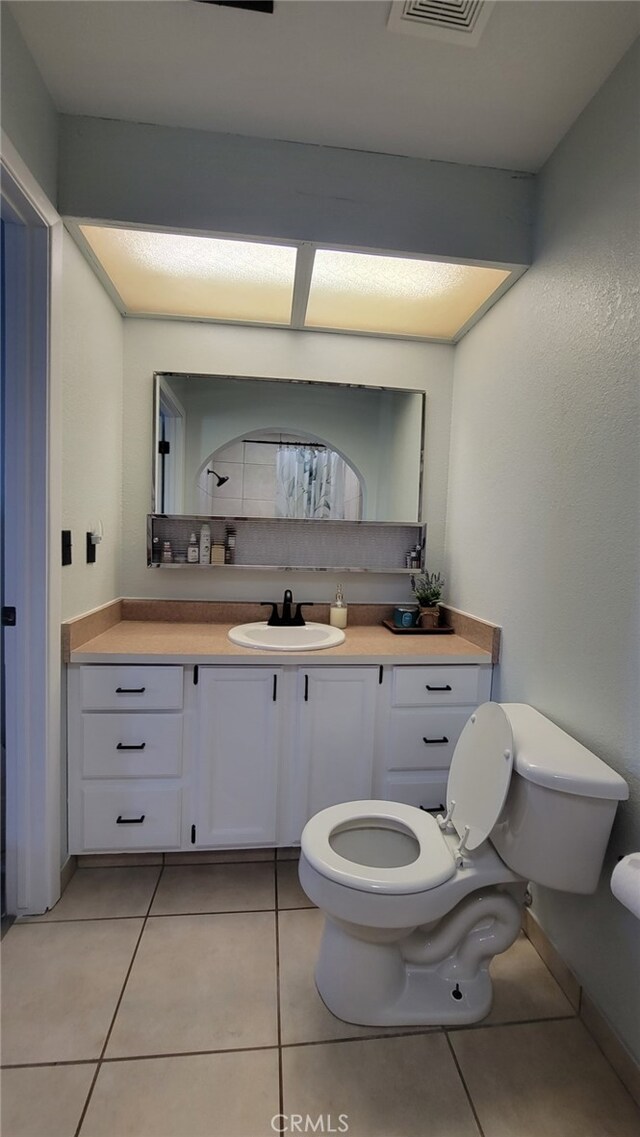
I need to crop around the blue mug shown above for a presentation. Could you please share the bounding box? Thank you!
[393,606,418,628]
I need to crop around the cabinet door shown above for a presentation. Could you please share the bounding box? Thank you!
[293,667,378,835]
[195,668,281,847]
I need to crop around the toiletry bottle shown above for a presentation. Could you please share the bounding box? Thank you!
[329,584,348,628]
[187,532,199,563]
[225,527,236,565]
[161,541,173,563]
[199,523,211,565]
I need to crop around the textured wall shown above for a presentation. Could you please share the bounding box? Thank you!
[61,232,124,619]
[121,319,454,602]
[445,41,640,1060]
[0,5,58,203]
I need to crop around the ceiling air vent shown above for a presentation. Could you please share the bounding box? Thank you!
[387,1,495,47]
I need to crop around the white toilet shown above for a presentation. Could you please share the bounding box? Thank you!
[299,702,628,1026]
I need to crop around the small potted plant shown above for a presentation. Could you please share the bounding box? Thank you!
[411,571,445,629]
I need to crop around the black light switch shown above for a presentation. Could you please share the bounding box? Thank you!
[61,530,72,566]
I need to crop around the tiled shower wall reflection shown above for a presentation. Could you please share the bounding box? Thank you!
[196,437,362,521]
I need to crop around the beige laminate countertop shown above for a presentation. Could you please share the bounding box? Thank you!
[69,621,492,666]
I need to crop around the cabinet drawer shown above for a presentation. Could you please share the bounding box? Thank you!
[379,773,448,813]
[80,666,183,711]
[392,666,480,707]
[386,707,471,770]
[82,714,183,778]
[81,784,182,850]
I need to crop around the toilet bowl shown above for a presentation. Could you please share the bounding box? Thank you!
[299,702,628,1027]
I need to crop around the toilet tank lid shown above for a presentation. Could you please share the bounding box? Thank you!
[501,704,629,801]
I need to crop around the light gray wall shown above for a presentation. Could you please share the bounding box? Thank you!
[61,231,124,619]
[122,318,453,602]
[445,41,640,1061]
[58,114,534,266]
[0,4,58,203]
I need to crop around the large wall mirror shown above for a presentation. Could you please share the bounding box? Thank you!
[153,373,425,523]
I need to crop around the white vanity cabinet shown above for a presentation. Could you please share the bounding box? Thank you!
[68,665,186,853]
[194,667,282,847]
[193,665,377,847]
[67,656,492,854]
[375,664,492,810]
[284,666,379,841]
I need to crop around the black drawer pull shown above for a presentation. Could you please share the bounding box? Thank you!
[423,736,449,745]
[425,684,452,692]
[116,742,146,751]
[116,814,146,824]
[115,686,146,694]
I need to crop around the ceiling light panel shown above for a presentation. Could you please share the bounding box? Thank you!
[79,226,297,323]
[304,249,511,339]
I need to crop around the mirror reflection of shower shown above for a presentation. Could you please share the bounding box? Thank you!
[196,430,364,520]
[206,468,229,488]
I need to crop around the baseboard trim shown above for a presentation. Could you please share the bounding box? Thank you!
[59,855,77,894]
[580,992,640,1108]
[523,909,640,1106]
[522,908,581,1011]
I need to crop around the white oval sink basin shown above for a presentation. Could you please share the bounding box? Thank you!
[228,621,345,651]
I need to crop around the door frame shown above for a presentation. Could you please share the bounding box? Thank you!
[1,132,63,915]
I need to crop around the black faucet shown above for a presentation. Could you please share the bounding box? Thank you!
[281,588,294,625]
[261,590,314,627]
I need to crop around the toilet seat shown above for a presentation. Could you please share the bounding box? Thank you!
[301,800,456,895]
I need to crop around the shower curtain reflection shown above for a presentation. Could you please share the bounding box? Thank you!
[275,445,361,520]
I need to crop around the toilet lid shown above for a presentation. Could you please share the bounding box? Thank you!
[447,702,514,850]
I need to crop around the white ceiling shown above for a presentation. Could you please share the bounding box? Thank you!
[11,0,639,172]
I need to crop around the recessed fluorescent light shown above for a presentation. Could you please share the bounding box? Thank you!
[79,225,297,323]
[304,249,511,339]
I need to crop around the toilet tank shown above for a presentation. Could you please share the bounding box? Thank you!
[490,704,628,893]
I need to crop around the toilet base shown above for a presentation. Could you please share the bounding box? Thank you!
[316,956,493,1027]
[315,888,522,1027]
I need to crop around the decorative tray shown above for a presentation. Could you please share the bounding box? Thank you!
[382,619,454,636]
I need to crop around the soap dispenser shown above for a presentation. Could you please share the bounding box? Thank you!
[329,584,348,629]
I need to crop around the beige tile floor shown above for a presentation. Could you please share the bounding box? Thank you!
[1,858,638,1137]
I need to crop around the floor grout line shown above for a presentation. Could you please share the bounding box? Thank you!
[71,867,165,1137]
[444,1030,486,1137]
[74,856,283,869]
[1,1015,586,1072]
[280,1028,443,1050]
[100,1044,280,1064]
[274,861,285,1121]
[1,1058,100,1070]
[16,904,314,925]
[447,1012,578,1033]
